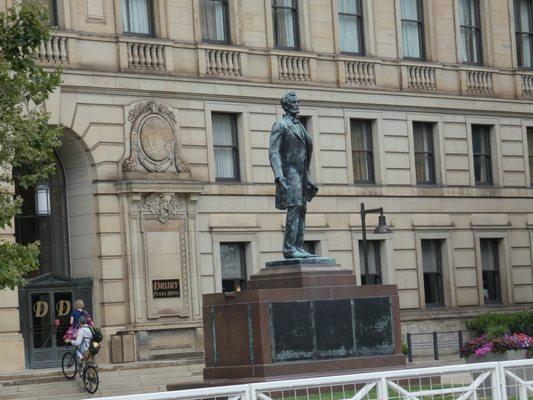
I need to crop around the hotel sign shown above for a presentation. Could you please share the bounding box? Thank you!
[152,279,180,298]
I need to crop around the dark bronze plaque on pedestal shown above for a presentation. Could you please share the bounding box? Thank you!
[315,299,354,358]
[269,297,393,363]
[354,297,393,356]
[269,302,314,362]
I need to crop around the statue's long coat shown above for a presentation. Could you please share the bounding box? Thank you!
[269,115,318,210]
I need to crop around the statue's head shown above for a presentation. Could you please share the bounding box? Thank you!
[280,91,300,115]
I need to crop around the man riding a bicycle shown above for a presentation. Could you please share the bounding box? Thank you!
[65,315,93,376]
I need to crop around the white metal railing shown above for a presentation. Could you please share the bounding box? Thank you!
[94,359,533,400]
[36,34,68,63]
[407,65,437,90]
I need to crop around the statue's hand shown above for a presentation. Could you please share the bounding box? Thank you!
[276,176,288,190]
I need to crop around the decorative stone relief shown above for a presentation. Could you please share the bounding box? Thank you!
[122,101,190,173]
[138,192,186,223]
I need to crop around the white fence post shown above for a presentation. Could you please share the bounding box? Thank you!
[377,377,389,400]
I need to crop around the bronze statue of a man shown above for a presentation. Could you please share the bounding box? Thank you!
[269,91,318,259]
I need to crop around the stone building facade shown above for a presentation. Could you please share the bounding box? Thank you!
[0,0,532,371]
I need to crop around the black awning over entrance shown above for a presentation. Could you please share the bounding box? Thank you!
[18,273,92,369]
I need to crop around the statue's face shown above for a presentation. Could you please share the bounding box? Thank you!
[285,96,300,114]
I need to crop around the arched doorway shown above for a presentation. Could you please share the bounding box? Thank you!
[17,130,95,368]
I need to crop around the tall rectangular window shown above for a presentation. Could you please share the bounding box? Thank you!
[480,239,502,304]
[472,125,493,185]
[515,0,533,68]
[413,122,436,184]
[47,0,58,26]
[212,113,240,181]
[220,243,247,293]
[459,0,482,64]
[351,120,374,183]
[358,241,382,285]
[338,0,364,54]
[201,0,229,43]
[272,0,299,49]
[421,240,444,307]
[401,0,424,59]
[527,127,533,186]
[122,0,153,36]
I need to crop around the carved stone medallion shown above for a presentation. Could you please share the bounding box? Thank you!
[138,192,186,223]
[122,101,190,174]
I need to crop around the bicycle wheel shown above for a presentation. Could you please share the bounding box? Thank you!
[61,352,77,380]
[83,364,99,394]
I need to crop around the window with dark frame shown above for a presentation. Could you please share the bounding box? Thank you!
[515,0,533,68]
[413,122,436,185]
[472,125,493,185]
[303,240,319,256]
[212,113,240,181]
[459,0,483,65]
[220,243,247,293]
[528,128,533,186]
[201,0,230,43]
[122,0,154,36]
[421,240,444,307]
[47,0,59,27]
[400,0,425,59]
[358,240,382,285]
[14,155,70,278]
[480,239,502,304]
[272,0,299,49]
[338,0,364,55]
[351,119,374,183]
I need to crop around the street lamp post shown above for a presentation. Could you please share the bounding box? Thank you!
[360,202,392,285]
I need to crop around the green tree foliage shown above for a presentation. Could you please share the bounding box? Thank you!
[0,1,62,289]
[466,310,533,335]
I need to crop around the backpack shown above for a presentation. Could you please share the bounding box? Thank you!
[90,327,103,343]
[88,339,100,355]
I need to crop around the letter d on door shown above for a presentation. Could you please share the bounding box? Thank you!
[33,301,49,318]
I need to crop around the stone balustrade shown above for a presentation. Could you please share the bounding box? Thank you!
[277,55,311,81]
[344,60,376,86]
[206,49,242,77]
[126,42,166,70]
[37,35,68,63]
[466,70,493,94]
[407,65,437,90]
[521,74,533,97]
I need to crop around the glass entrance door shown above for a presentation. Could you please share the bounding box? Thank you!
[29,291,73,368]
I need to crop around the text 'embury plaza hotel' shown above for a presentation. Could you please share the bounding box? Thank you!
[0,0,532,371]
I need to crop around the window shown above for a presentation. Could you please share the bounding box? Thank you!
[401,0,424,59]
[480,239,501,304]
[358,241,382,285]
[459,0,482,64]
[351,120,374,183]
[338,0,364,54]
[272,0,299,49]
[515,0,533,67]
[47,0,58,26]
[14,155,69,278]
[220,243,247,292]
[303,240,319,255]
[201,0,230,43]
[421,240,444,307]
[413,122,436,184]
[212,113,240,181]
[122,0,153,36]
[528,128,533,185]
[472,125,493,185]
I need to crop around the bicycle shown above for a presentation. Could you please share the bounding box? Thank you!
[61,341,99,394]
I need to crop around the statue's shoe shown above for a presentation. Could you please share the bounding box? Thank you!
[297,249,317,258]
[283,250,309,259]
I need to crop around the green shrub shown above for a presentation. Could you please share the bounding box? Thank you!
[466,310,533,335]
[486,325,508,339]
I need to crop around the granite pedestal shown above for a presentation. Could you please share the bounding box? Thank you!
[202,259,405,381]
